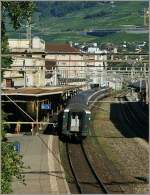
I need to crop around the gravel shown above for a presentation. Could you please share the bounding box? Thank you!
[89,96,149,193]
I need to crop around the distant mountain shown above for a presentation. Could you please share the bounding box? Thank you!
[6,1,148,44]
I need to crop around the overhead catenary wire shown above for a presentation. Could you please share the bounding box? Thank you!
[1,52,149,56]
[1,65,149,69]
[2,122,55,124]
[4,94,35,122]
[1,99,49,103]
[88,100,140,103]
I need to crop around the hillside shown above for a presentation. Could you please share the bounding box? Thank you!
[6,1,149,44]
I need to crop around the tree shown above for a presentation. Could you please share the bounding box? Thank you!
[1,1,35,193]
[1,111,26,194]
[1,142,26,193]
[1,1,35,68]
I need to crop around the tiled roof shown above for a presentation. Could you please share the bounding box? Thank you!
[45,43,80,53]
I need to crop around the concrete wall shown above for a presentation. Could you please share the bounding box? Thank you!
[8,37,45,51]
[32,37,45,50]
[8,39,30,49]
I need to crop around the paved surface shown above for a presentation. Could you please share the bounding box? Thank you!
[7,134,70,194]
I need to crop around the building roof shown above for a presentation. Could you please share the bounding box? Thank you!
[2,86,82,97]
[45,43,80,53]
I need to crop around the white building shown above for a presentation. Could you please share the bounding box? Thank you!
[85,45,108,87]
[108,76,123,90]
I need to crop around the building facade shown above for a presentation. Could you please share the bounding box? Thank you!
[3,37,45,88]
[45,43,108,87]
[3,38,108,88]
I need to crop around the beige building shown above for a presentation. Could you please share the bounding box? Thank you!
[3,37,45,88]
[8,37,45,52]
[45,43,108,87]
[45,43,86,86]
[84,49,107,86]
[3,38,108,88]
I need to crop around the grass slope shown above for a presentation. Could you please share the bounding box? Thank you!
[6,1,148,44]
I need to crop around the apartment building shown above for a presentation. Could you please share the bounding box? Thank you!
[3,37,108,88]
[45,43,86,86]
[3,37,45,88]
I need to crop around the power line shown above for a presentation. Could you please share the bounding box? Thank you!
[2,122,55,125]
[1,52,149,56]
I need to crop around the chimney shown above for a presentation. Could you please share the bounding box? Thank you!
[69,41,73,47]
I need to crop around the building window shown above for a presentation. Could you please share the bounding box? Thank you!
[26,54,32,57]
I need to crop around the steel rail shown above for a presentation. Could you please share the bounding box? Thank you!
[66,142,110,194]
[117,94,147,140]
[80,142,109,194]
[89,93,127,193]
[118,96,138,135]
[120,96,148,138]
[66,143,82,194]
[125,96,148,123]
[122,97,145,126]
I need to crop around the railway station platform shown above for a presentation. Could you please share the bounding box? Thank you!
[2,85,83,134]
[7,134,70,194]
[2,85,82,97]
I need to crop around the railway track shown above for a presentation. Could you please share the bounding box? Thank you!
[124,96,148,127]
[117,94,148,140]
[87,93,148,194]
[66,142,109,194]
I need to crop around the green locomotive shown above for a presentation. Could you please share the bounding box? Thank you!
[62,105,91,137]
[60,88,109,139]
